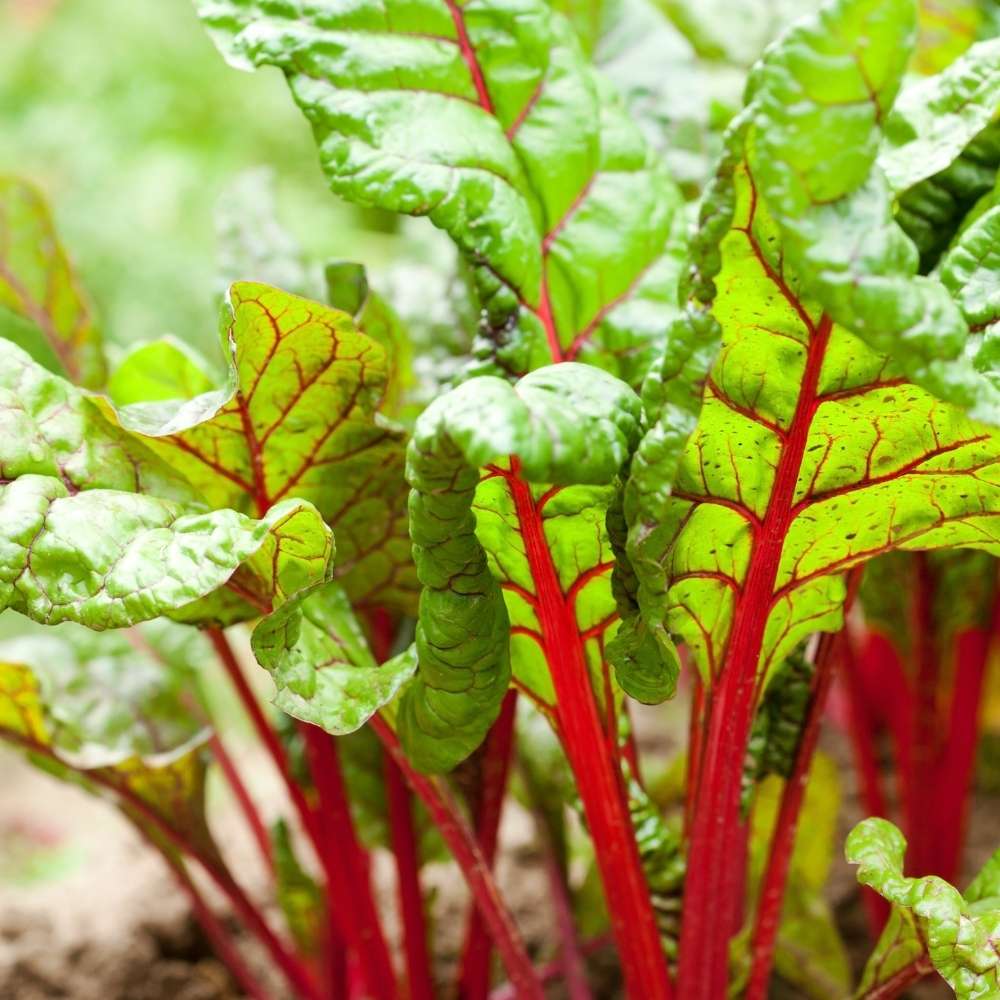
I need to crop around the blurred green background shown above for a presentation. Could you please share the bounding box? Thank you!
[0,0,403,359]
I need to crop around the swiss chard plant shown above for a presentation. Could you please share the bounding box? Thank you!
[2,0,1000,997]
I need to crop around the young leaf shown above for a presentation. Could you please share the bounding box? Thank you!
[0,339,333,628]
[109,281,415,613]
[0,177,106,389]
[847,817,1000,997]
[400,362,642,772]
[195,0,686,388]
[252,580,416,734]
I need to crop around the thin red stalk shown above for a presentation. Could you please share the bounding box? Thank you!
[209,733,275,877]
[167,857,273,1000]
[545,840,593,1000]
[932,595,998,881]
[489,934,613,1000]
[905,554,941,877]
[299,723,397,1000]
[0,726,320,1000]
[745,632,841,1000]
[855,956,934,999]
[839,634,891,935]
[459,689,519,1000]
[506,466,673,999]
[372,716,544,1000]
[677,315,833,999]
[207,629,322,849]
[384,751,436,1000]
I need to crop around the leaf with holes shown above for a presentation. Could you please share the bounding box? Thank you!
[195,0,686,388]
[0,338,333,629]
[107,281,415,614]
[0,177,106,390]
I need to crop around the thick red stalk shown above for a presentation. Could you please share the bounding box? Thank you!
[459,689,519,1000]
[209,733,275,877]
[383,751,436,1000]
[372,716,544,1000]
[299,723,397,1000]
[505,467,673,999]
[207,629,322,849]
[745,632,841,1000]
[168,857,273,1000]
[676,315,833,999]
[684,671,706,838]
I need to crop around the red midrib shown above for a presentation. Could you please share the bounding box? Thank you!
[505,467,673,999]
[677,315,832,998]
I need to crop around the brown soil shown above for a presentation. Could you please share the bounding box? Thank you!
[2,720,996,999]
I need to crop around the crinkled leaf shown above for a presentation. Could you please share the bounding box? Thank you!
[195,0,686,388]
[401,362,642,772]
[252,580,416,734]
[625,2,1000,698]
[741,646,813,811]
[940,204,1000,376]
[0,177,106,389]
[847,817,1000,997]
[894,123,1000,271]
[879,38,1000,195]
[109,281,415,614]
[0,339,332,628]
[108,336,216,407]
[742,0,1000,421]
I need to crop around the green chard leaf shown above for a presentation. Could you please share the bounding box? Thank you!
[624,0,1000,701]
[0,626,220,865]
[195,0,686,389]
[252,580,416,734]
[401,362,642,772]
[0,177,106,390]
[109,281,416,614]
[847,817,1000,998]
[0,338,332,629]
[879,38,1000,197]
[740,0,1000,421]
[271,818,324,957]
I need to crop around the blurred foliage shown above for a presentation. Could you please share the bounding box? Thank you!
[0,0,400,358]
